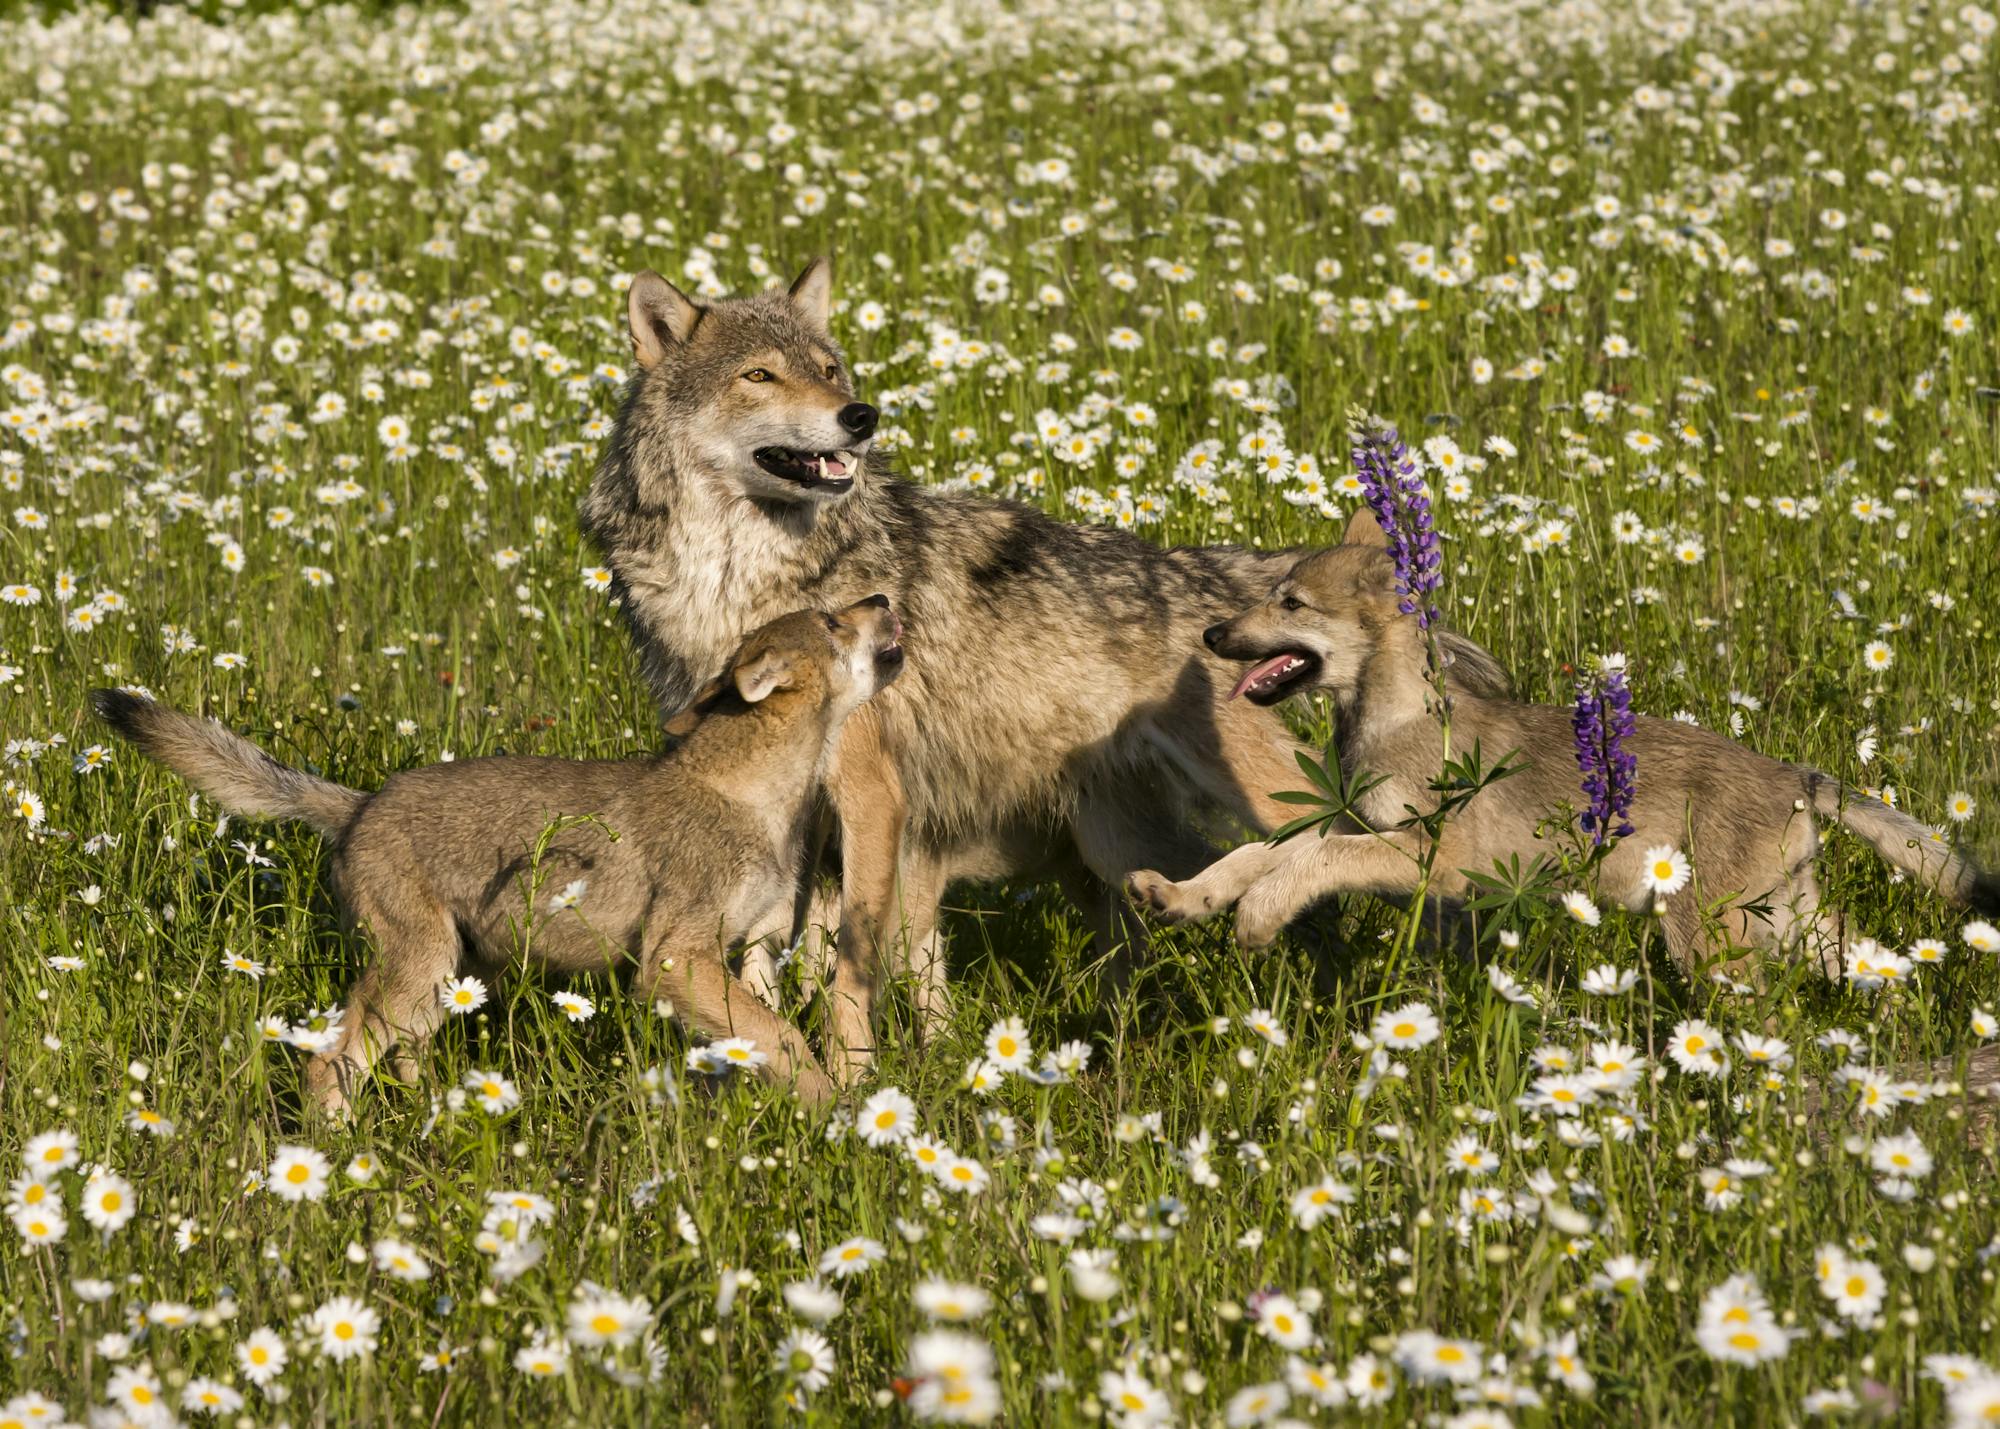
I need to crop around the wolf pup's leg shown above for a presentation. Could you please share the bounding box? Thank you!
[1230,834,1431,949]
[1127,840,1287,926]
[1133,832,1429,951]
[307,873,460,1118]
[643,938,835,1107]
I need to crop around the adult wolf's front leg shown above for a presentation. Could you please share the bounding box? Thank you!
[825,708,908,1085]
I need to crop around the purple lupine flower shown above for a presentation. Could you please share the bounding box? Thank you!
[1572,666,1638,845]
[1348,409,1442,631]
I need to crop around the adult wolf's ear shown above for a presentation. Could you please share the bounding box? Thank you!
[788,257,833,330]
[628,271,701,368]
[1343,507,1390,549]
[732,650,797,704]
[1436,630,1512,699]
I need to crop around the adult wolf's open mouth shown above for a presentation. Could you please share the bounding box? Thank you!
[1229,651,1320,704]
[755,447,859,491]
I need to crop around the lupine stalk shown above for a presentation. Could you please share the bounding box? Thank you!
[1347,408,1442,632]
[1573,666,1638,845]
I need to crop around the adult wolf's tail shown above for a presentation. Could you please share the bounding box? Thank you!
[91,689,365,837]
[1807,776,2000,913]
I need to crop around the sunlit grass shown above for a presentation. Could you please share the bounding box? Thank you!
[2,0,1998,1424]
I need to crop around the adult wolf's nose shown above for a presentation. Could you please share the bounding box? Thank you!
[837,403,879,439]
[1202,622,1229,651]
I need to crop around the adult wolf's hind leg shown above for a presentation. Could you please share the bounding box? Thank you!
[785,880,843,1003]
[889,850,953,1046]
[1072,788,1218,998]
[825,708,908,1085]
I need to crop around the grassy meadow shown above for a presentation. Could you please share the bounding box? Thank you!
[3,0,2000,1423]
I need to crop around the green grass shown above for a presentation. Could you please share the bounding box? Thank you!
[3,0,1999,1424]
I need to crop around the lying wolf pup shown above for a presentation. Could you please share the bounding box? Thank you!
[1128,523,1998,973]
[92,598,905,1114]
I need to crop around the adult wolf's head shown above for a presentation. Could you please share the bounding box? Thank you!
[606,257,878,510]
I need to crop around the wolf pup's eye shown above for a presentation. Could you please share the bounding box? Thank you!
[1280,594,1304,612]
[741,368,773,383]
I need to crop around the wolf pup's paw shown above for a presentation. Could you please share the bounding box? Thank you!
[791,1063,839,1110]
[1125,870,1202,924]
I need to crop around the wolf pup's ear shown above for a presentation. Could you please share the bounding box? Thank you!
[629,271,701,368]
[1343,507,1391,549]
[732,650,797,704]
[788,257,833,330]
[662,673,730,740]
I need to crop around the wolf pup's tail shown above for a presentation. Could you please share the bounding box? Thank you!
[1807,775,1997,911]
[91,689,365,837]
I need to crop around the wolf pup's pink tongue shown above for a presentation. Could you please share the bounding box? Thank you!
[1230,654,1300,701]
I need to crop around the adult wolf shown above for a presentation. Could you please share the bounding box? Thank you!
[580,258,1509,1082]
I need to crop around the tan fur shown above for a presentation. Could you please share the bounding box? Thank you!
[582,260,1515,1081]
[93,600,906,1115]
[1129,522,1998,976]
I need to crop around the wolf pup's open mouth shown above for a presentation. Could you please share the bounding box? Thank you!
[755,447,860,491]
[1229,651,1320,704]
[874,612,905,675]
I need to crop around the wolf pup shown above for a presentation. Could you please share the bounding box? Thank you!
[581,258,1511,1080]
[1127,516,1997,973]
[92,598,905,1114]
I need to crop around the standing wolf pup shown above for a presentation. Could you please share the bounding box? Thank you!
[94,599,905,1114]
[581,259,1512,1081]
[1127,521,2000,970]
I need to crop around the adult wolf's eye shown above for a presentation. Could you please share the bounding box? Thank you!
[741,368,773,383]
[1280,594,1304,612]
[824,362,840,379]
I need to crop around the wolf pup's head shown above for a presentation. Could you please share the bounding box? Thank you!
[664,596,905,739]
[1203,544,1396,706]
[619,258,878,508]
[1203,511,1508,706]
